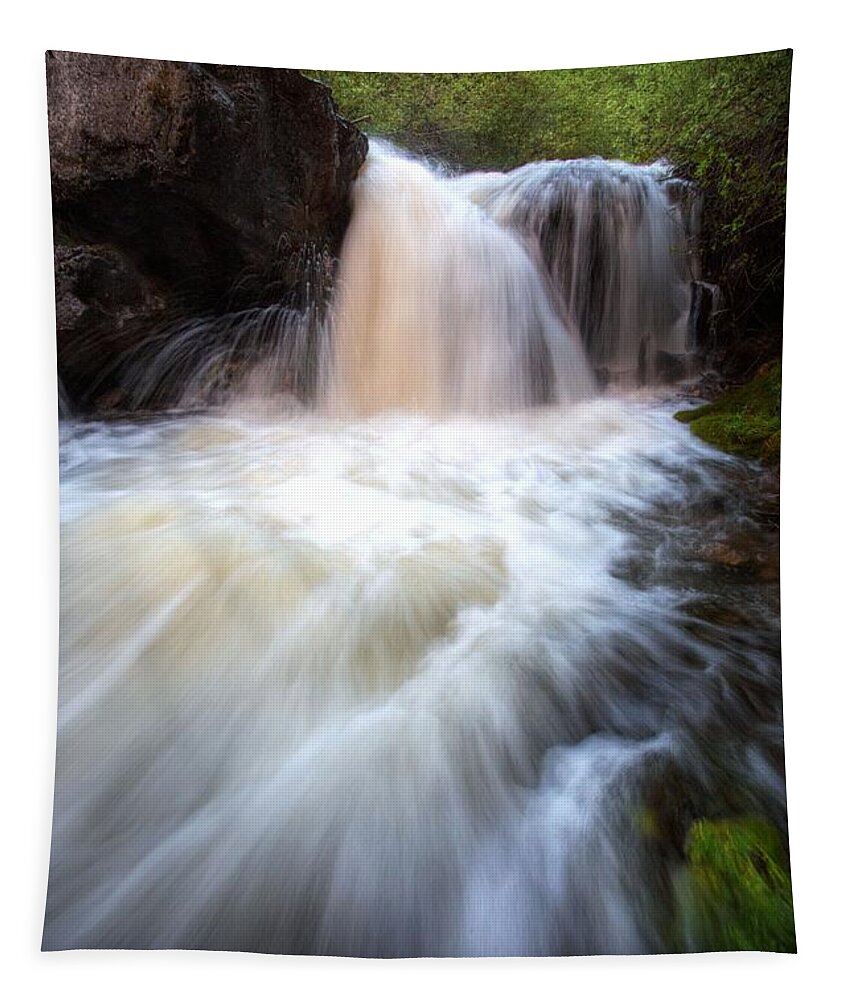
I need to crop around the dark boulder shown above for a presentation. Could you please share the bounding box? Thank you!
[688,280,720,354]
[53,242,166,403]
[654,350,690,383]
[46,51,367,407]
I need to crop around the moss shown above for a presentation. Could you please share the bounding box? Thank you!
[675,363,781,463]
[679,816,795,953]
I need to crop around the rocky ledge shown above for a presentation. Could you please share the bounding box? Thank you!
[47,51,367,408]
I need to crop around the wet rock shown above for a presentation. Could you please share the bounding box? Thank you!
[47,51,367,409]
[655,350,689,383]
[693,534,779,583]
[688,280,719,353]
[715,329,784,383]
[54,242,166,402]
[697,542,752,568]
[94,388,129,411]
[742,466,781,529]
[678,598,753,629]
[676,369,728,402]
[637,762,703,860]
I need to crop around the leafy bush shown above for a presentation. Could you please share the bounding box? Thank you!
[309,53,792,358]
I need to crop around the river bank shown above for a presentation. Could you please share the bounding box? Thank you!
[676,362,782,466]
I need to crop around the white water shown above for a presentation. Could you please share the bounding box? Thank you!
[455,158,699,376]
[46,147,783,956]
[110,146,698,411]
[47,399,783,955]
[323,146,595,414]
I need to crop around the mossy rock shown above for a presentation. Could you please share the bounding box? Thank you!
[675,363,781,463]
[679,816,795,952]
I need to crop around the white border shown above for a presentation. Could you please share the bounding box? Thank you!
[2,2,848,997]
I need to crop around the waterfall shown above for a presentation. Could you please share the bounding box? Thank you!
[454,157,701,380]
[321,144,595,414]
[322,145,701,413]
[45,143,783,959]
[68,145,706,414]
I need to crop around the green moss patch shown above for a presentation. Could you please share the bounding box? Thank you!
[680,816,795,953]
[675,363,781,463]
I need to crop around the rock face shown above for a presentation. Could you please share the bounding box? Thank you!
[47,51,367,407]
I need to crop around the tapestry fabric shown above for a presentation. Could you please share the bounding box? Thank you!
[44,50,793,957]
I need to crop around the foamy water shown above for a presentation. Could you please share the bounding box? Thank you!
[46,396,784,955]
[109,145,700,414]
[323,146,595,415]
[454,157,699,375]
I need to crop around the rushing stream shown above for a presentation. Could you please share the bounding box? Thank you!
[45,145,784,956]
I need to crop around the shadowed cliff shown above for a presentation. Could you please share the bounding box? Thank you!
[47,52,367,409]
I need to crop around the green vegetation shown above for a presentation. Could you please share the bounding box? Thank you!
[679,817,795,953]
[675,362,781,463]
[309,53,791,357]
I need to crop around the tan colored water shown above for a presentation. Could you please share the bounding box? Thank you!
[45,147,782,956]
[47,398,783,955]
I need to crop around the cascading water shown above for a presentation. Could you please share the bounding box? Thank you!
[45,145,785,956]
[455,157,701,379]
[323,145,595,413]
